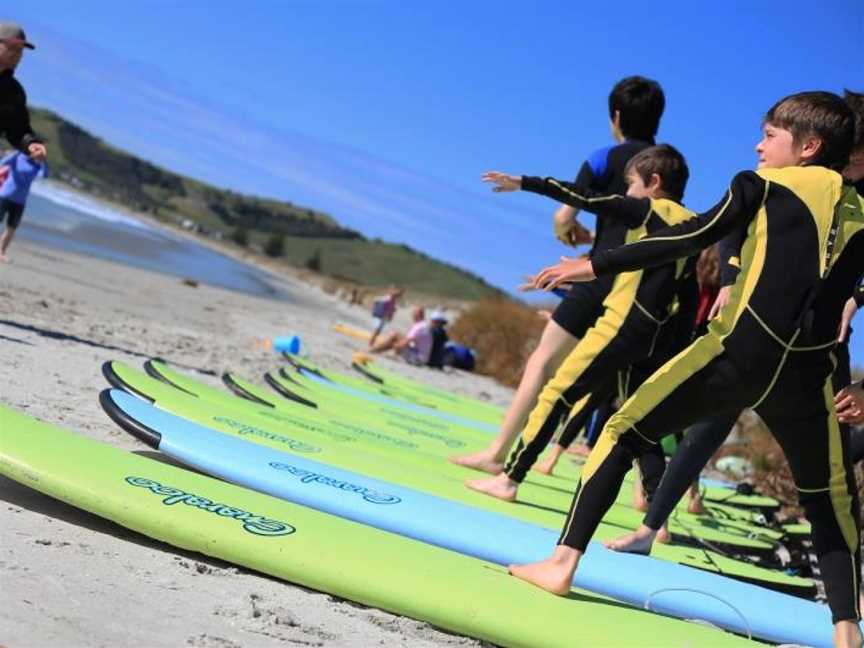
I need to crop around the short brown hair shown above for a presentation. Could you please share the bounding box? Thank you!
[844,89,864,152]
[764,91,854,171]
[624,144,689,201]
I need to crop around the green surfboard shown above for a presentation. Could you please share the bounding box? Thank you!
[0,404,756,648]
[105,361,812,595]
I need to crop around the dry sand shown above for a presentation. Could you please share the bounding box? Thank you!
[0,237,513,648]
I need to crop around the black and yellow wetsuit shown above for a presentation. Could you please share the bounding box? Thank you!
[551,140,654,338]
[559,166,864,624]
[502,176,698,484]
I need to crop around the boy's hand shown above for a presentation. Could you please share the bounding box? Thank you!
[708,286,732,320]
[837,297,858,343]
[553,205,594,246]
[0,166,8,184]
[533,256,595,291]
[482,171,521,192]
[555,219,594,247]
[27,142,47,161]
[835,381,864,424]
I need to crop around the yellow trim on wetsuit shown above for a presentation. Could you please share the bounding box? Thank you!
[579,332,725,484]
[823,378,860,554]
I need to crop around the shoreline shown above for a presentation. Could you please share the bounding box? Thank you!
[30,179,483,312]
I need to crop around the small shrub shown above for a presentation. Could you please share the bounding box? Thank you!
[264,232,285,257]
[448,298,546,387]
[305,248,323,272]
[231,227,249,247]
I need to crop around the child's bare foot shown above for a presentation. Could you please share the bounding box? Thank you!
[604,525,658,554]
[465,472,518,501]
[566,443,591,457]
[655,525,672,544]
[533,454,557,475]
[508,545,580,595]
[633,492,649,513]
[834,620,863,648]
[0,254,9,264]
[449,450,505,475]
[687,495,706,515]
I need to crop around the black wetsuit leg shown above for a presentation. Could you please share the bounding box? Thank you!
[503,308,659,483]
[643,414,738,530]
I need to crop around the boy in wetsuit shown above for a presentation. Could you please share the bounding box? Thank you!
[510,91,863,648]
[451,76,665,474]
[603,88,864,558]
[467,145,698,505]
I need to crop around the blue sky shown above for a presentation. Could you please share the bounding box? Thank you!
[6,1,864,359]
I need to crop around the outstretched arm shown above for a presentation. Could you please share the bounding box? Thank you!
[482,172,649,228]
[591,171,765,277]
[531,171,766,290]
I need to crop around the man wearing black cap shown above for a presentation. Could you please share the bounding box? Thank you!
[0,20,46,186]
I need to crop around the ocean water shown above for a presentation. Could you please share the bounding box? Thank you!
[16,182,291,301]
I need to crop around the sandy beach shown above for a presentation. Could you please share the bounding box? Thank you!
[0,231,512,647]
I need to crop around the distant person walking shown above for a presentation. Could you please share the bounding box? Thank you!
[0,149,47,261]
[369,285,404,346]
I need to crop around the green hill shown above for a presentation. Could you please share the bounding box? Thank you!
[27,108,506,301]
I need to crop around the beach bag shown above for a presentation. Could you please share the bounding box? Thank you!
[442,343,475,371]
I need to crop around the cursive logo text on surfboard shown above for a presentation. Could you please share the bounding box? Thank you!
[125,476,295,536]
[268,462,402,505]
[213,416,321,453]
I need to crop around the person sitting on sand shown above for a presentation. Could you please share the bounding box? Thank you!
[427,310,450,368]
[369,306,433,365]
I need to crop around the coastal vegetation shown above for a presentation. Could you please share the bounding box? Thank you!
[29,108,506,301]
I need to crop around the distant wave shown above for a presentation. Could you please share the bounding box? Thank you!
[30,181,156,232]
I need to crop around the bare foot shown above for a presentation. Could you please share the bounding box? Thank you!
[604,525,658,555]
[633,492,649,513]
[655,525,672,544]
[0,254,9,264]
[687,495,707,515]
[449,450,505,475]
[465,472,518,502]
[835,620,864,648]
[534,454,557,475]
[566,443,591,457]
[508,545,580,595]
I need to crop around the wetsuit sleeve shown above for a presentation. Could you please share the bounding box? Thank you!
[718,229,745,287]
[592,171,765,276]
[4,82,42,151]
[520,176,649,227]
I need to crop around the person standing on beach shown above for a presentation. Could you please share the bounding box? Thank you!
[450,76,664,474]
[0,21,46,186]
[369,286,405,346]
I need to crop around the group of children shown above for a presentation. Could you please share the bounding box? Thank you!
[5,15,864,645]
[451,77,864,647]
